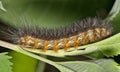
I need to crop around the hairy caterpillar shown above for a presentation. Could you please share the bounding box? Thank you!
[0,17,113,53]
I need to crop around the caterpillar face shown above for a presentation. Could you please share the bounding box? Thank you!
[0,17,113,53]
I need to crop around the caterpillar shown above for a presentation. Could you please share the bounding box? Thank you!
[0,17,113,53]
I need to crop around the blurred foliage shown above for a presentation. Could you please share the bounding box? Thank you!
[0,0,114,28]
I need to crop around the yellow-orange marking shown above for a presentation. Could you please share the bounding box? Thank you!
[63,38,70,51]
[42,40,48,52]
[73,35,80,50]
[81,32,88,44]
[53,40,59,53]
[25,36,31,46]
[32,38,39,49]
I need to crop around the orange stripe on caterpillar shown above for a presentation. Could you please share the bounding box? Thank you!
[63,38,70,51]
[81,32,89,44]
[42,40,48,52]
[32,38,39,49]
[53,40,59,53]
[73,35,80,50]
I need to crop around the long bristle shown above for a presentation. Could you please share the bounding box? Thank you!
[0,21,18,43]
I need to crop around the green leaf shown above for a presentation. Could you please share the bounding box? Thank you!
[99,42,120,57]
[57,61,105,72]
[94,59,120,72]
[0,52,13,72]
[87,33,120,57]
[56,59,120,72]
